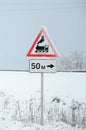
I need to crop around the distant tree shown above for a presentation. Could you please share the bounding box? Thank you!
[69,51,84,71]
[57,51,85,71]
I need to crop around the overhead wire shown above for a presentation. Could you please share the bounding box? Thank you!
[0,2,86,12]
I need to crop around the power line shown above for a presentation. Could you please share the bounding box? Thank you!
[0,2,86,6]
[0,2,86,4]
[0,3,86,12]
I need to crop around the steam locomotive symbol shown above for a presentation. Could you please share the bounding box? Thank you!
[35,36,49,53]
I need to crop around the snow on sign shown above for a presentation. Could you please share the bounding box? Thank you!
[26,27,58,57]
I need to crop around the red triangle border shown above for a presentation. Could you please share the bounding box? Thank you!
[26,28,58,57]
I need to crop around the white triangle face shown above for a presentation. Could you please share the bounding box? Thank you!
[26,27,58,57]
[31,32,54,55]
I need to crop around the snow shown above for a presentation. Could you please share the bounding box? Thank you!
[44,72,86,102]
[0,120,84,130]
[0,71,86,130]
[0,71,86,102]
[0,71,41,100]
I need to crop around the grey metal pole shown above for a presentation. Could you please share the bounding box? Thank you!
[41,73,44,126]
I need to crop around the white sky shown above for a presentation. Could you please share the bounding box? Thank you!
[0,0,86,70]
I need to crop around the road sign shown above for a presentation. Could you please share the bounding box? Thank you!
[26,27,58,57]
[26,27,59,126]
[29,59,57,73]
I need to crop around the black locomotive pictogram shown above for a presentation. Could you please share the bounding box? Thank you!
[35,36,49,53]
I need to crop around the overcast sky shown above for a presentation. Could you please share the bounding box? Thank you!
[0,0,86,70]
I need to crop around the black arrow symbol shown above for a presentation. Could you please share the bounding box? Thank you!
[47,64,54,68]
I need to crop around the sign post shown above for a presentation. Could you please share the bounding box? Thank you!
[41,73,44,126]
[26,27,58,126]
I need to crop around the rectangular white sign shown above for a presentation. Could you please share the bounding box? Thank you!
[29,59,57,73]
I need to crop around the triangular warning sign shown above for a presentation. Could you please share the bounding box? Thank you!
[26,27,58,58]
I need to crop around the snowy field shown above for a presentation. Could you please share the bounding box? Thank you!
[0,71,86,101]
[0,71,86,130]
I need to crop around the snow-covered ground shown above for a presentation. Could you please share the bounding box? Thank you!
[0,71,86,102]
[0,71,86,130]
[0,120,82,130]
